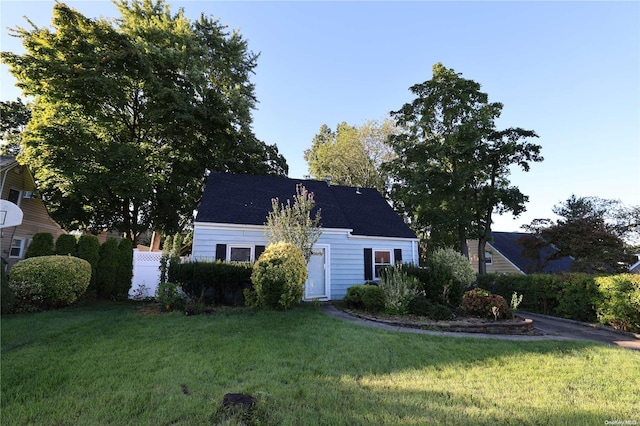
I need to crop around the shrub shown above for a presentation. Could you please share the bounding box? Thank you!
[554,273,598,322]
[156,282,187,312]
[55,234,77,256]
[427,248,475,306]
[380,265,421,315]
[596,274,640,333]
[343,285,366,309]
[462,288,509,319]
[77,235,100,294]
[251,242,307,310]
[360,285,386,313]
[8,255,91,311]
[24,232,54,258]
[1,264,14,314]
[117,238,134,299]
[169,261,253,306]
[96,238,119,299]
[407,297,453,320]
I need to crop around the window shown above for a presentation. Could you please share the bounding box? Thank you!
[229,246,252,263]
[9,239,24,258]
[373,250,392,278]
[485,251,493,265]
[7,189,21,205]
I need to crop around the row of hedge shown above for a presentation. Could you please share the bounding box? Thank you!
[477,273,640,333]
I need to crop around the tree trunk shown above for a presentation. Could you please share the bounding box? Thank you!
[478,238,487,275]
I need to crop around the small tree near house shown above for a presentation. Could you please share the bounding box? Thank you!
[264,184,322,264]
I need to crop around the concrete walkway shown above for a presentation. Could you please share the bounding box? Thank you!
[321,304,640,351]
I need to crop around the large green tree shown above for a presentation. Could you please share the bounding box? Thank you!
[386,63,542,272]
[522,195,638,273]
[304,119,396,194]
[1,1,287,243]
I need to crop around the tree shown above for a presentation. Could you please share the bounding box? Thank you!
[25,232,54,258]
[522,195,637,273]
[264,184,322,263]
[1,1,287,243]
[304,119,397,194]
[0,99,30,155]
[386,63,541,273]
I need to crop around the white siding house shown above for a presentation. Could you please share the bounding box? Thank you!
[191,173,419,300]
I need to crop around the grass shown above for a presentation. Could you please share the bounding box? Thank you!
[1,301,639,425]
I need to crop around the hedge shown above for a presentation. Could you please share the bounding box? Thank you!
[168,261,253,306]
[478,272,640,332]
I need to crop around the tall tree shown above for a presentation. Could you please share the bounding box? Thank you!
[386,63,542,272]
[0,98,30,155]
[304,119,396,194]
[522,195,638,272]
[1,1,287,243]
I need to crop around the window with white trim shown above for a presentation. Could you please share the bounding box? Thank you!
[485,251,493,265]
[228,245,253,263]
[9,238,25,258]
[373,249,392,278]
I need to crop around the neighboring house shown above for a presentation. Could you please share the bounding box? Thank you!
[629,255,640,274]
[0,156,65,270]
[468,231,573,275]
[191,172,419,300]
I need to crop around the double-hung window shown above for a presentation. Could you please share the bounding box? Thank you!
[229,246,252,263]
[9,238,25,258]
[373,249,392,278]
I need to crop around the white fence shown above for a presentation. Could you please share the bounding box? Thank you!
[129,249,162,299]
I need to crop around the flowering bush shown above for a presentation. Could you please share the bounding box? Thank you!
[380,266,421,315]
[462,288,509,319]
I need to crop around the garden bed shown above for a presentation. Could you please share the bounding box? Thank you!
[339,306,539,335]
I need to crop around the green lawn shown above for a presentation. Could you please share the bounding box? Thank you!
[1,301,638,425]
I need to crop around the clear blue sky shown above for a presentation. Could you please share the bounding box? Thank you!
[1,1,639,232]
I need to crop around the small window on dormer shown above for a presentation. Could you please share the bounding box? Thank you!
[485,252,493,265]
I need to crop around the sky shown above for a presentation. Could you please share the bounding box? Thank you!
[1,0,639,233]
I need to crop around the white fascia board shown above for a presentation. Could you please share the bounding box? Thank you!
[348,234,420,243]
[193,221,351,235]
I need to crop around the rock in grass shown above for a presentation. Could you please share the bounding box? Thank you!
[222,393,257,409]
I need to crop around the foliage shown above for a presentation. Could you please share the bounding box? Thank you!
[0,98,30,155]
[462,288,509,319]
[1,264,15,314]
[76,234,100,294]
[8,255,90,311]
[304,119,397,194]
[264,184,322,263]
[523,195,636,273]
[2,1,287,242]
[155,282,187,312]
[553,273,599,322]
[54,234,77,256]
[385,62,541,271]
[379,266,421,315]
[427,247,475,305]
[407,297,453,320]
[24,232,54,258]
[343,284,386,313]
[96,238,119,300]
[250,242,307,310]
[510,292,523,314]
[116,238,134,299]
[159,234,173,285]
[595,274,640,333]
[169,260,253,306]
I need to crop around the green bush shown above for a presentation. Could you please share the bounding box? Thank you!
[462,288,509,319]
[96,238,119,299]
[1,264,14,314]
[407,297,453,320]
[24,232,54,258]
[77,235,100,295]
[360,285,386,313]
[343,285,366,309]
[380,265,421,315]
[8,255,91,311]
[117,238,133,299]
[156,282,187,312]
[55,234,77,256]
[596,274,640,333]
[169,261,253,306]
[251,242,307,310]
[554,273,598,322]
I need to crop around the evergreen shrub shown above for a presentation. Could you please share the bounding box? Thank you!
[117,238,134,299]
[1,264,14,314]
[77,235,100,294]
[55,234,77,256]
[156,282,187,312]
[24,232,54,258]
[96,238,119,299]
[250,242,307,310]
[596,274,640,333]
[9,255,91,311]
[169,261,253,306]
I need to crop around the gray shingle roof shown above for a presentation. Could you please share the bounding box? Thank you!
[490,231,573,273]
[196,173,417,239]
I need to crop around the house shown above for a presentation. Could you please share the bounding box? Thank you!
[191,172,419,300]
[468,231,573,275]
[0,156,65,270]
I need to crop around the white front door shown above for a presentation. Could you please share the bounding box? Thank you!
[305,246,328,300]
